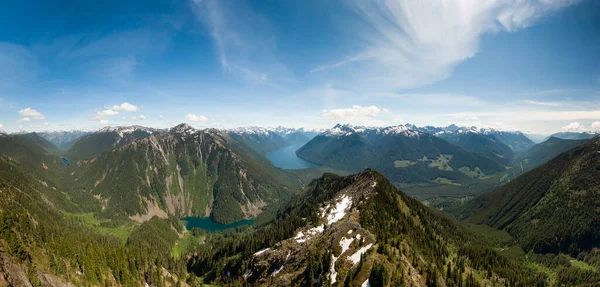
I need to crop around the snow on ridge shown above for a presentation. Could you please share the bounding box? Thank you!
[330,254,338,284]
[322,124,422,138]
[230,126,324,136]
[348,243,373,265]
[325,195,352,225]
[339,237,354,255]
[271,265,284,276]
[294,224,325,243]
[362,279,371,287]
[99,125,161,137]
[253,248,270,256]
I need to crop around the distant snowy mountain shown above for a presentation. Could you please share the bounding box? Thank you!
[547,131,599,141]
[297,124,505,184]
[65,125,166,162]
[37,130,92,149]
[413,124,534,153]
[228,126,323,155]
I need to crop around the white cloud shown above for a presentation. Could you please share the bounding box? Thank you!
[100,120,109,125]
[591,121,600,132]
[139,115,146,120]
[562,122,582,132]
[17,117,31,123]
[0,123,3,129]
[112,102,139,112]
[18,107,45,120]
[92,102,140,120]
[321,105,389,125]
[465,116,480,120]
[315,0,579,90]
[186,113,209,122]
[159,114,164,119]
[93,109,119,120]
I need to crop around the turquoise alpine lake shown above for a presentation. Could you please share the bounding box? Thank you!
[181,217,254,232]
[266,143,316,169]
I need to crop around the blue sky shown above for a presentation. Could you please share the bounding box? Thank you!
[0,0,599,134]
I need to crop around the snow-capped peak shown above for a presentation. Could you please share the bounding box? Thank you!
[99,125,162,138]
[322,124,422,138]
[170,123,195,135]
[230,126,324,136]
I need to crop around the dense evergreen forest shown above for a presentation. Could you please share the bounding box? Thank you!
[1,131,599,286]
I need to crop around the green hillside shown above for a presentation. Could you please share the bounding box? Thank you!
[297,125,506,185]
[70,125,301,224]
[458,137,600,255]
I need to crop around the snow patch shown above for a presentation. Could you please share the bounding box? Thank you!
[271,265,284,276]
[294,224,325,243]
[325,195,352,225]
[339,237,354,255]
[253,248,270,256]
[361,279,371,287]
[329,254,338,284]
[348,243,373,265]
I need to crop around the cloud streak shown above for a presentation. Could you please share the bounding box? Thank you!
[315,0,580,91]
[191,0,288,85]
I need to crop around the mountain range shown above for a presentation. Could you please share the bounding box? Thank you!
[413,124,535,154]
[548,131,599,140]
[296,124,507,186]
[37,130,92,150]
[1,123,599,286]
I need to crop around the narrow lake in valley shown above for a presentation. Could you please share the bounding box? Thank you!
[181,217,254,232]
[266,143,316,169]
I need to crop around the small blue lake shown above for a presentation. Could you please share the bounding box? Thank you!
[181,217,254,232]
[266,143,316,170]
[61,158,69,166]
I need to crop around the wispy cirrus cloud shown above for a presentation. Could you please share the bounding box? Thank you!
[191,0,289,85]
[0,43,39,88]
[522,100,563,106]
[312,0,580,91]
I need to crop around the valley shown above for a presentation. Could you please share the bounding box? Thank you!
[1,123,599,286]
[2,2,599,285]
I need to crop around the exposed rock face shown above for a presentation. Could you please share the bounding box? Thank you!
[72,126,300,224]
[0,254,32,287]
